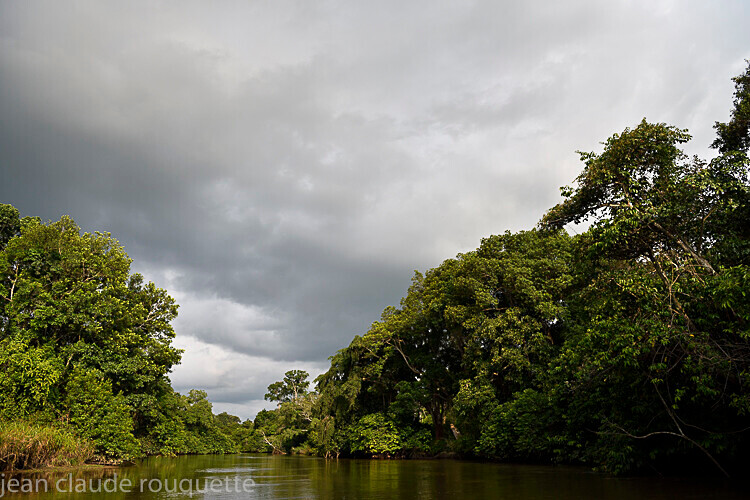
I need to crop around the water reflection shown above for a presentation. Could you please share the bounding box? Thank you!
[5,454,747,499]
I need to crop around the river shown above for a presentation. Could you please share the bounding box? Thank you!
[4,454,746,499]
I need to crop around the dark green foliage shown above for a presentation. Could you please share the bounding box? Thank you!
[310,63,750,475]
[0,204,21,248]
[265,370,311,404]
[178,390,239,454]
[350,413,401,455]
[248,371,319,455]
[2,63,749,476]
[313,229,574,458]
[64,368,140,460]
[713,62,750,153]
[0,208,248,466]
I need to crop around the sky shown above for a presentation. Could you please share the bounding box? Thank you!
[1,0,748,419]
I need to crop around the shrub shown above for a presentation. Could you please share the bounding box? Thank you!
[351,413,400,456]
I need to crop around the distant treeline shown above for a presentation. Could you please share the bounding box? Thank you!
[2,62,748,475]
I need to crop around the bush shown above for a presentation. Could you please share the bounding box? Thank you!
[351,413,400,456]
[64,369,140,460]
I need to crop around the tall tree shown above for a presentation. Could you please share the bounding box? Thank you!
[713,61,750,154]
[541,117,750,475]
[265,370,311,404]
[0,211,182,456]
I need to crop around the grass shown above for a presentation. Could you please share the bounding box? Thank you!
[0,421,94,471]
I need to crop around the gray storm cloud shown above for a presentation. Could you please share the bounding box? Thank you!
[1,0,748,418]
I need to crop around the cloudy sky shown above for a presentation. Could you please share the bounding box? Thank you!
[1,0,748,419]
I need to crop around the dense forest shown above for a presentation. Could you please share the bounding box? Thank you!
[0,206,254,467]
[1,63,749,475]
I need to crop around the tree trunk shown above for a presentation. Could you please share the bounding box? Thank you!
[430,406,444,440]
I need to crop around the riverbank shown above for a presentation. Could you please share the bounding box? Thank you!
[15,453,749,499]
[0,421,94,472]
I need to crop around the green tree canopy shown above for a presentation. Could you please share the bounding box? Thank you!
[0,210,182,456]
[265,370,311,404]
[713,62,750,153]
